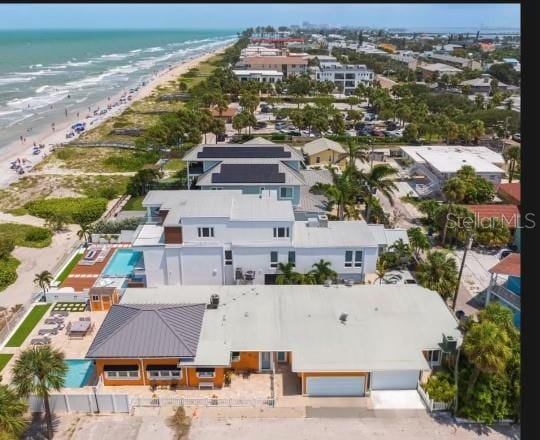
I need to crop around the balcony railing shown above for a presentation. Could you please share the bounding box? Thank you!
[490,284,521,310]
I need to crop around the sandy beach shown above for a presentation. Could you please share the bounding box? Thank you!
[0,43,232,189]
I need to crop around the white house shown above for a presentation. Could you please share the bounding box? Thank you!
[400,145,506,193]
[313,62,374,95]
[232,69,283,83]
[131,190,408,287]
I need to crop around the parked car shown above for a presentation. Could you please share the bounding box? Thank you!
[386,121,398,131]
[216,133,227,142]
[260,105,272,113]
[497,248,514,260]
[255,121,267,129]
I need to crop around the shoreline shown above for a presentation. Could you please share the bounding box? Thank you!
[0,43,233,189]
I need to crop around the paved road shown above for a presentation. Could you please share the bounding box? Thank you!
[189,415,520,440]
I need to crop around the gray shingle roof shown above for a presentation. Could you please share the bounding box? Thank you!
[86,303,206,358]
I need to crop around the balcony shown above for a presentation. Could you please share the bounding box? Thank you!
[489,283,521,310]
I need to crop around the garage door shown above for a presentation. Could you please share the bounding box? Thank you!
[306,376,365,396]
[371,371,420,390]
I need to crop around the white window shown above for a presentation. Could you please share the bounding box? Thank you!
[231,352,241,362]
[270,251,278,268]
[277,352,287,363]
[198,227,214,238]
[288,251,296,267]
[147,369,182,379]
[105,370,139,379]
[425,350,442,366]
[280,187,293,199]
[196,368,215,378]
[354,251,363,267]
[273,227,290,238]
[344,251,353,267]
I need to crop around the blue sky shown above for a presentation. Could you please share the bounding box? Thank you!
[0,3,520,30]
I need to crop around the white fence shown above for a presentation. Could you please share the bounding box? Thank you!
[28,393,130,413]
[417,381,452,412]
[129,396,275,408]
[0,300,36,347]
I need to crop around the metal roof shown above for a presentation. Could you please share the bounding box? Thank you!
[302,138,346,156]
[292,221,379,248]
[86,303,206,358]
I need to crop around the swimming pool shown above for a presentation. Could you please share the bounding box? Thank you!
[64,359,95,388]
[102,249,142,277]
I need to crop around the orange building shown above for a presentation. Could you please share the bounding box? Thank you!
[85,285,461,396]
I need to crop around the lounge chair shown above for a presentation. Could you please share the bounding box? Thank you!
[38,328,58,336]
[30,337,51,345]
[44,317,64,325]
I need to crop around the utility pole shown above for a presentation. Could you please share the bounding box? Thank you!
[452,235,474,311]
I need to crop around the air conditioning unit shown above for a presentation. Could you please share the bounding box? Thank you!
[307,217,319,228]
[317,214,328,228]
[207,294,220,309]
[235,267,244,280]
[441,334,457,353]
[324,279,332,287]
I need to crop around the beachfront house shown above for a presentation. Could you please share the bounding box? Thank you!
[130,189,408,287]
[86,284,461,395]
[312,62,374,95]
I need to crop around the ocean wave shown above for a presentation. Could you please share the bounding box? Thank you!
[67,60,93,67]
[129,49,142,53]
[14,69,62,77]
[29,64,43,68]
[7,88,70,110]
[100,53,130,60]
[0,76,35,86]
[0,109,23,117]
[66,63,138,89]
[144,46,164,53]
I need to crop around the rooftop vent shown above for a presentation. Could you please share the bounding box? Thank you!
[441,334,458,353]
[339,313,348,324]
[317,214,329,228]
[207,294,220,309]
[307,217,319,228]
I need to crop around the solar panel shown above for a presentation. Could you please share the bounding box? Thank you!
[212,164,286,183]
[197,146,291,159]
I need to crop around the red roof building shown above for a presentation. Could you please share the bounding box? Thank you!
[489,253,520,277]
[498,183,520,206]
[464,204,520,229]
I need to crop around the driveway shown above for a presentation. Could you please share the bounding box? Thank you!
[371,390,426,410]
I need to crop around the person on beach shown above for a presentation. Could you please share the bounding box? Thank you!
[65,108,68,117]
[19,135,23,143]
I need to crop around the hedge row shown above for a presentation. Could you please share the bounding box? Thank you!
[24,197,108,224]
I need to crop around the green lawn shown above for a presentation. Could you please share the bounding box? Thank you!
[122,196,145,211]
[0,223,53,248]
[5,303,51,347]
[0,256,21,292]
[0,354,13,373]
[55,252,83,284]
[163,159,186,171]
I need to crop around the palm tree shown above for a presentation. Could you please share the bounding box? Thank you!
[503,146,520,183]
[359,164,398,223]
[11,346,68,440]
[407,227,430,261]
[345,139,368,170]
[34,271,53,294]
[388,238,412,268]
[310,167,359,221]
[440,177,466,245]
[0,384,27,439]
[76,223,92,246]
[375,257,388,284]
[415,251,458,299]
[309,259,337,284]
[275,262,303,285]
[462,320,512,402]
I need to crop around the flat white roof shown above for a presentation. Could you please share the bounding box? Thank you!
[232,69,283,76]
[401,145,505,168]
[120,285,462,372]
[420,63,462,72]
[142,190,295,224]
[292,221,379,248]
[367,225,409,247]
[132,224,163,247]
[418,151,504,174]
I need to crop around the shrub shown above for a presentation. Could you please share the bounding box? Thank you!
[424,371,456,404]
[0,237,15,260]
[25,197,108,224]
[98,186,119,200]
[91,217,144,234]
[24,228,52,244]
[0,257,20,291]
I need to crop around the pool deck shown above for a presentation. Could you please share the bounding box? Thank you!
[60,245,130,292]
[0,308,108,385]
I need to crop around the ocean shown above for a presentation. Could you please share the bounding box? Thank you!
[0,29,238,147]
